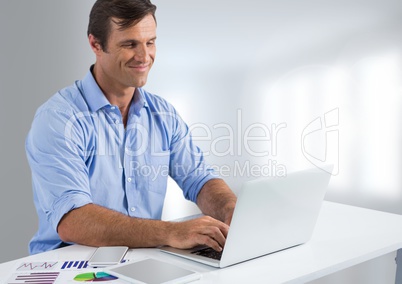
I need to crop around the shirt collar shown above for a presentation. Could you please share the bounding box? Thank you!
[81,67,110,112]
[81,66,148,114]
[133,88,148,115]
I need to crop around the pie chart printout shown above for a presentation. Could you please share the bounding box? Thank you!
[74,272,118,282]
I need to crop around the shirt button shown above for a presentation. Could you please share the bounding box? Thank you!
[127,177,132,182]
[130,207,136,212]
[114,119,119,124]
[111,106,116,110]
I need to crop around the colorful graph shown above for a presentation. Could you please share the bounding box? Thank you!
[61,260,88,270]
[17,262,58,271]
[9,272,59,283]
[74,272,118,282]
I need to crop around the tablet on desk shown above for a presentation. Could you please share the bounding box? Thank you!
[104,258,201,284]
[88,246,129,267]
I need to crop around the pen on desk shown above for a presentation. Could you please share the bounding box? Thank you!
[89,260,129,269]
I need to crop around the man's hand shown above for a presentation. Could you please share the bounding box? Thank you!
[196,179,237,226]
[167,216,229,252]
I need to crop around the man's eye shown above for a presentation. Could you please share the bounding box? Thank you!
[123,43,136,48]
[147,41,155,46]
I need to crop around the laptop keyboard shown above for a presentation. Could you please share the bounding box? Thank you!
[191,247,222,260]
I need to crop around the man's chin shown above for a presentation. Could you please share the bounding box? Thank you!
[131,78,148,88]
[133,82,147,88]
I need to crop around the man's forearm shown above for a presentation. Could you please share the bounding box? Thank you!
[196,179,237,225]
[57,204,172,248]
[57,203,229,252]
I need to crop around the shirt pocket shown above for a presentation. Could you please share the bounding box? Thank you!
[145,152,170,195]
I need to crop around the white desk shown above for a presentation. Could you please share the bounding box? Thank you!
[2,201,402,284]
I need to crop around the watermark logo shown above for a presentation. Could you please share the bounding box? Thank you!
[301,108,339,175]
[63,107,339,178]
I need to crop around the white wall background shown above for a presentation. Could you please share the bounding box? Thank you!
[0,0,401,283]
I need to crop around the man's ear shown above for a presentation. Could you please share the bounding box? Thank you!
[88,34,103,55]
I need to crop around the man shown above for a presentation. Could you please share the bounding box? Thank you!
[25,0,237,255]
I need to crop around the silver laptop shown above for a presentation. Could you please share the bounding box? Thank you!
[160,165,332,268]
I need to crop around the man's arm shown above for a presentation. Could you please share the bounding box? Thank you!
[57,202,230,252]
[196,178,237,225]
[58,204,167,248]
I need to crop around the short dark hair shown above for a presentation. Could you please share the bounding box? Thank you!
[88,0,157,51]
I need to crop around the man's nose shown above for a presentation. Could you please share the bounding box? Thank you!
[134,45,148,63]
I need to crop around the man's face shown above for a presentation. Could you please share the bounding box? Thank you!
[96,14,157,91]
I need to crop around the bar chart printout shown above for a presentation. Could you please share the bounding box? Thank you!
[7,272,59,284]
[61,260,88,270]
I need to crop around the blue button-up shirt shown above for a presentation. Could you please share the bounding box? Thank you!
[25,69,218,254]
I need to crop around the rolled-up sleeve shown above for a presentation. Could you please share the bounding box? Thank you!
[26,107,93,232]
[168,109,219,203]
